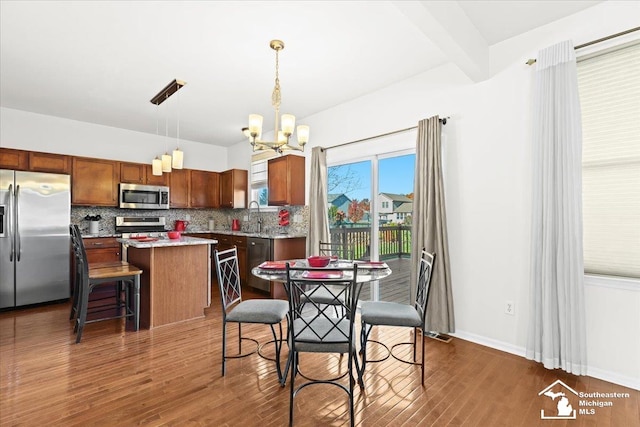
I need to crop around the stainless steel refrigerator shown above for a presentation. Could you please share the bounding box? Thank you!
[0,170,70,308]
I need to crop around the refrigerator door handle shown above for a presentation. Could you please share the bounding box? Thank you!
[8,184,15,262]
[15,184,21,262]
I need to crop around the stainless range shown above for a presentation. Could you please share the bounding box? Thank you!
[116,216,167,261]
[116,216,167,238]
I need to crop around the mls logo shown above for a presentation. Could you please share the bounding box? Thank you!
[538,380,578,420]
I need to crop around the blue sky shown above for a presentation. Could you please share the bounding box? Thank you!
[329,154,415,201]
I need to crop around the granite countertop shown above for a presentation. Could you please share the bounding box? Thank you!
[116,236,217,248]
[82,230,306,240]
[184,230,307,239]
[82,233,122,238]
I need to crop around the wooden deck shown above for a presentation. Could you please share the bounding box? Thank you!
[359,257,412,304]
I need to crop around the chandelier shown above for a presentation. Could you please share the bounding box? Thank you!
[243,40,309,154]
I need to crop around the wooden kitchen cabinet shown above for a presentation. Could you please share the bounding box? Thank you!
[28,151,71,174]
[212,233,247,282]
[231,235,247,282]
[219,169,248,209]
[120,162,146,184]
[145,165,169,186]
[72,157,120,206]
[169,168,190,208]
[1,148,71,174]
[268,155,305,206]
[190,170,219,208]
[83,237,121,262]
[120,162,169,186]
[0,148,29,170]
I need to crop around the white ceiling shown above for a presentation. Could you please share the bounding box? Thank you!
[0,1,602,148]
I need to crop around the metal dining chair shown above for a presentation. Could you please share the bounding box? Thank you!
[283,262,363,427]
[214,247,290,383]
[360,249,435,385]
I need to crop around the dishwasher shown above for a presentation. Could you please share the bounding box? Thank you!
[247,237,272,292]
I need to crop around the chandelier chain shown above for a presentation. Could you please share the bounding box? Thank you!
[272,48,281,110]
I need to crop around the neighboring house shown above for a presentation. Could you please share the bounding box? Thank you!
[327,193,351,214]
[393,201,413,224]
[378,193,412,224]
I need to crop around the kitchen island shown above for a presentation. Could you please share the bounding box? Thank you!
[117,236,217,329]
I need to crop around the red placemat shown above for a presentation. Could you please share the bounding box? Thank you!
[302,270,343,279]
[134,237,158,242]
[258,261,296,270]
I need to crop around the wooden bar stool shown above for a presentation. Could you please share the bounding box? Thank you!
[70,225,142,343]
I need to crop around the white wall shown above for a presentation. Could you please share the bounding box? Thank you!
[0,107,227,171]
[227,1,640,389]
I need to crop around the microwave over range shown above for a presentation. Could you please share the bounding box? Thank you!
[119,183,170,209]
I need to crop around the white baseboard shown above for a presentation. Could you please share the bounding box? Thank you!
[450,330,639,391]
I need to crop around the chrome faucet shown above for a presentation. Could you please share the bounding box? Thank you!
[248,200,262,233]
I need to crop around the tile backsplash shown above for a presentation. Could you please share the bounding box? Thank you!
[71,205,309,236]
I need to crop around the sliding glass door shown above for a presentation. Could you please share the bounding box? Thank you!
[327,150,415,303]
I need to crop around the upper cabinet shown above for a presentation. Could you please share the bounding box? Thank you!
[120,162,146,184]
[29,152,71,174]
[169,168,190,208]
[219,169,248,209]
[0,148,29,170]
[72,157,120,206]
[190,170,220,208]
[120,162,169,186]
[268,155,305,206]
[0,148,70,174]
[145,165,169,186]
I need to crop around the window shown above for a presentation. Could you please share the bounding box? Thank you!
[577,41,640,279]
[250,151,279,209]
[250,159,268,207]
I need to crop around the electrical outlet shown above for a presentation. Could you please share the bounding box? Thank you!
[294,214,302,223]
[185,214,191,221]
[505,300,515,315]
[243,215,248,221]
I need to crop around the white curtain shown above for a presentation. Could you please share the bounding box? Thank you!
[307,147,330,256]
[526,40,587,375]
[411,116,455,333]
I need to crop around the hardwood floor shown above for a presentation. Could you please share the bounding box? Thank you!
[1,287,638,427]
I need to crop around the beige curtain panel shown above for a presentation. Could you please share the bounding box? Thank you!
[410,116,455,334]
[307,147,330,256]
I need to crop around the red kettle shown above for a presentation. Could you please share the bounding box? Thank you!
[231,219,241,231]
[174,220,189,231]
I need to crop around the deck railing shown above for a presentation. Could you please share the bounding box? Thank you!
[328,225,412,260]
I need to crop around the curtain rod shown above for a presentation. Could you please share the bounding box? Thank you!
[525,27,640,65]
[323,117,448,151]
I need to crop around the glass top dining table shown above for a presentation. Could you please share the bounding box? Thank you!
[251,259,392,283]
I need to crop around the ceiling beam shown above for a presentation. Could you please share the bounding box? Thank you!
[392,0,490,82]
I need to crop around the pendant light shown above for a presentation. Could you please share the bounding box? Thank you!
[152,156,163,176]
[150,79,186,173]
[161,111,172,173]
[172,86,184,169]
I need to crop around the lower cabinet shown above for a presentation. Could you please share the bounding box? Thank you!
[210,234,247,283]
[83,237,121,263]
